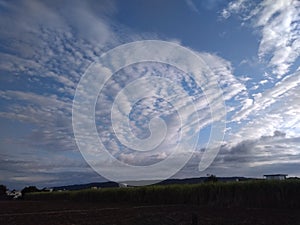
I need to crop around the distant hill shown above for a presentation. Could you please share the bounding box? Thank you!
[52,177,253,191]
[158,176,251,185]
[53,181,119,191]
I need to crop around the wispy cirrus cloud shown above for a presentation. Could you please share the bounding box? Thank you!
[201,69,300,177]
[185,0,200,14]
[253,0,300,78]
[220,0,249,19]
[221,0,300,78]
[232,70,300,126]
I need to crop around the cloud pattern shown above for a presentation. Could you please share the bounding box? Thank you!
[0,0,299,188]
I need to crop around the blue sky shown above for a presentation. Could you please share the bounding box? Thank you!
[0,0,300,189]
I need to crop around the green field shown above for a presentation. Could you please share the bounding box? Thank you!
[25,179,300,208]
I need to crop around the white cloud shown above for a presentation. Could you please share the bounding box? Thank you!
[218,131,300,170]
[259,79,268,85]
[185,0,200,14]
[222,0,300,78]
[83,50,247,169]
[253,0,300,77]
[221,0,249,19]
[231,70,300,142]
[1,0,298,185]
[0,0,248,184]
[0,50,247,179]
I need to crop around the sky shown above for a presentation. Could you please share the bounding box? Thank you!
[0,0,300,189]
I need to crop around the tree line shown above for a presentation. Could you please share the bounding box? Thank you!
[0,184,40,199]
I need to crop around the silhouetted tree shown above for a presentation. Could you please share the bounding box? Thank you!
[0,185,7,196]
[205,174,218,183]
[21,186,39,196]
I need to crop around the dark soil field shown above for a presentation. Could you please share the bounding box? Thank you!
[1,201,300,225]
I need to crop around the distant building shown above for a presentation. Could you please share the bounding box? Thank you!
[264,174,287,180]
[91,186,99,190]
[42,187,53,192]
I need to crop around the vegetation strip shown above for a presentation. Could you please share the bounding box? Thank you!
[24,180,300,209]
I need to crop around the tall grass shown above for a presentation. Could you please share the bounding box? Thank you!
[25,180,300,208]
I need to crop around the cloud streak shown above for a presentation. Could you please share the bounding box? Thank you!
[222,0,300,78]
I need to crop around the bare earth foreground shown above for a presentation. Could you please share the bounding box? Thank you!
[1,201,300,225]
